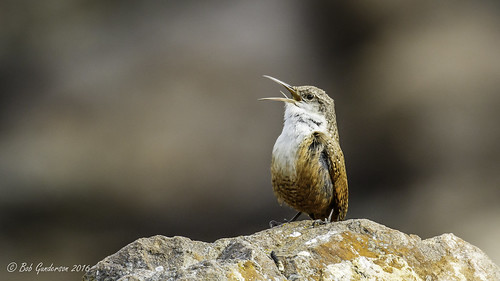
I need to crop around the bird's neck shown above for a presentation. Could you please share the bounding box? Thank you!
[282,104,328,138]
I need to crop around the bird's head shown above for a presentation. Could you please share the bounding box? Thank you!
[260,75,334,118]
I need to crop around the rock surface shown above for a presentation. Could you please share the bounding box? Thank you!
[83,219,500,281]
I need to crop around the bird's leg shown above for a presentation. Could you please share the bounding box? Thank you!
[327,208,334,222]
[289,211,302,222]
[269,212,302,228]
[312,209,334,227]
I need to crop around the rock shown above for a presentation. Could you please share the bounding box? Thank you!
[83,219,500,281]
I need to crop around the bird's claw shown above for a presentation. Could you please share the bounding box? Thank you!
[311,218,329,227]
[270,219,289,228]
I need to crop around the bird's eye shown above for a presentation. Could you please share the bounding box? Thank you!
[305,93,314,100]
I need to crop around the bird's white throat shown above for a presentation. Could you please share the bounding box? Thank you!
[272,103,328,173]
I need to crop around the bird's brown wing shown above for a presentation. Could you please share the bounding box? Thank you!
[298,131,348,221]
[324,133,349,221]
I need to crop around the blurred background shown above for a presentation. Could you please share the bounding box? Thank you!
[1,1,499,280]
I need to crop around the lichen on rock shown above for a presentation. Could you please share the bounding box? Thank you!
[83,219,500,281]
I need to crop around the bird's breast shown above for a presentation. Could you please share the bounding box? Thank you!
[272,130,303,175]
[271,110,328,175]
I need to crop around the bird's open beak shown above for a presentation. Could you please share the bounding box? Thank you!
[259,75,302,103]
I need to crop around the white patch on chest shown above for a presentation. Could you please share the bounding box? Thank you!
[272,103,328,174]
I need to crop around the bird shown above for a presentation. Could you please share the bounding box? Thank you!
[260,75,348,226]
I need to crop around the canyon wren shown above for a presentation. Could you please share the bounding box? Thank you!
[261,75,348,225]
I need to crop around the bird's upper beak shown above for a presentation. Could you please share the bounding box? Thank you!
[259,75,302,103]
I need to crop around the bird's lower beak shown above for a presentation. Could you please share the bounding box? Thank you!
[261,75,302,102]
[258,97,293,103]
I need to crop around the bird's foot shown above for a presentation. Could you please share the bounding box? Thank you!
[269,220,284,228]
[311,218,329,227]
[311,209,335,227]
[269,212,302,228]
